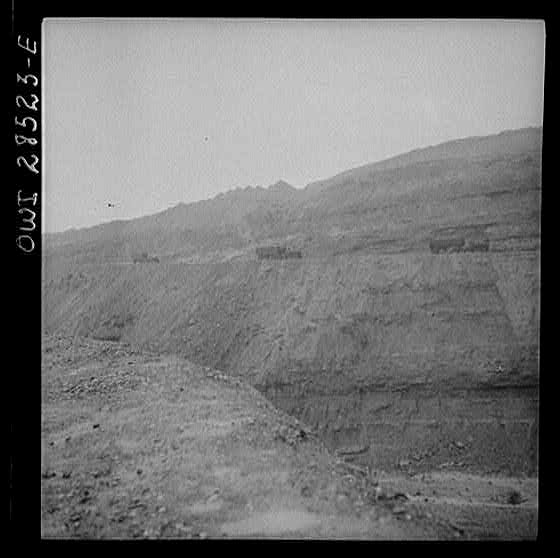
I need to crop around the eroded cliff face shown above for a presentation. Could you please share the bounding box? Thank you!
[226,249,538,475]
[43,248,539,475]
[43,129,541,476]
[270,386,538,475]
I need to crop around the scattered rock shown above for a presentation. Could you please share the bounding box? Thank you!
[79,493,92,504]
[449,522,465,535]
[337,444,369,456]
[508,490,524,505]
[373,485,385,500]
[393,492,410,501]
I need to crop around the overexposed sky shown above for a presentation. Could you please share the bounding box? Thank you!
[43,19,545,233]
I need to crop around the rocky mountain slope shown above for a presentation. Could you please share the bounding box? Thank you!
[43,127,542,476]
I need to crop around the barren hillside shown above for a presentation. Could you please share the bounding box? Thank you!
[42,335,537,539]
[43,127,541,476]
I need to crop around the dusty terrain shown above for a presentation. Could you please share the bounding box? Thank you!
[42,128,541,539]
[42,335,537,539]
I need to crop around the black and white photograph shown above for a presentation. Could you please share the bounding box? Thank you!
[32,18,544,540]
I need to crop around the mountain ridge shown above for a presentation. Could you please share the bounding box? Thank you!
[45,126,541,245]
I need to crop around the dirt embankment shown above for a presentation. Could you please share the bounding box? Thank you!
[42,335,438,539]
[41,335,537,539]
[43,241,539,477]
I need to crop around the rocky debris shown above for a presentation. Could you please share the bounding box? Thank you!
[274,423,309,446]
[391,505,408,516]
[437,461,467,470]
[206,493,221,504]
[173,522,193,535]
[336,460,369,478]
[49,367,143,401]
[41,334,539,540]
[90,465,110,482]
[336,444,370,457]
[376,488,410,503]
[205,371,231,382]
[507,490,525,505]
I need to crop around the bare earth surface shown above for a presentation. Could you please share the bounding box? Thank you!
[41,335,537,540]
